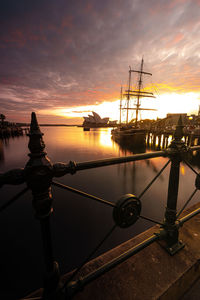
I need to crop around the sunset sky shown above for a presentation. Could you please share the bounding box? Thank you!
[1,0,200,124]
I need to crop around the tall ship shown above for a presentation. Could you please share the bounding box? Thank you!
[111,58,156,147]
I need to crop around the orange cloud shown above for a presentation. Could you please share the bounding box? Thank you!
[165,33,184,47]
[173,33,184,43]
[155,80,200,94]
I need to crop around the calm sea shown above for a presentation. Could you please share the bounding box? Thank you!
[0,126,200,298]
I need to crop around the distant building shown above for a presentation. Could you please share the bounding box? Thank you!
[152,113,200,131]
[166,113,188,126]
[83,111,117,127]
[108,120,118,126]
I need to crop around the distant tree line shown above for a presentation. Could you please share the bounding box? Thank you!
[0,114,5,124]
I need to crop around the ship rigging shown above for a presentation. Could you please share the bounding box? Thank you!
[121,58,156,126]
[112,58,157,147]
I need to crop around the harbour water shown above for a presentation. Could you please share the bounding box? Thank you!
[0,126,200,299]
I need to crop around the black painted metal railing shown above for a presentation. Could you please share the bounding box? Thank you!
[1,113,200,300]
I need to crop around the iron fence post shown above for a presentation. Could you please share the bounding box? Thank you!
[162,116,185,255]
[24,112,64,299]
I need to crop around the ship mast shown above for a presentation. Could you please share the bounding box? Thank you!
[123,58,156,126]
[126,67,132,124]
[136,58,144,126]
[119,86,123,124]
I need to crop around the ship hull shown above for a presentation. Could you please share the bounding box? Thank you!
[111,127,146,147]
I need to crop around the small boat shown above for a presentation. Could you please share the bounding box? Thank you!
[112,58,156,147]
[83,127,90,131]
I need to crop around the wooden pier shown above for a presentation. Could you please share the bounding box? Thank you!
[0,126,29,139]
[146,127,200,149]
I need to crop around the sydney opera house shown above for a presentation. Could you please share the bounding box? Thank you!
[83,111,117,127]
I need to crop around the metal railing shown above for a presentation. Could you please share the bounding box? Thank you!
[1,112,200,300]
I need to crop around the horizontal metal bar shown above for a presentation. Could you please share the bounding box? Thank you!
[189,146,200,151]
[67,234,158,294]
[179,207,200,225]
[52,181,116,208]
[75,151,166,172]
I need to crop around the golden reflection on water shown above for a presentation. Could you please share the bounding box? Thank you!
[154,134,173,148]
[81,128,118,154]
[44,127,120,155]
[180,165,185,175]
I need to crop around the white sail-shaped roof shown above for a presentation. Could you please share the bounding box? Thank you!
[83,111,109,125]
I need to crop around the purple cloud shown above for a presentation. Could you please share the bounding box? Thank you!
[0,0,200,123]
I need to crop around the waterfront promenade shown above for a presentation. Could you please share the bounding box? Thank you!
[183,279,200,299]
[25,201,200,299]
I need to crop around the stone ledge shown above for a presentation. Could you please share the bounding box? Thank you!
[25,201,200,299]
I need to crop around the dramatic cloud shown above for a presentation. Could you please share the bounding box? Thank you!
[0,0,200,123]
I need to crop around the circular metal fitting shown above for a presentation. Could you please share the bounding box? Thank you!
[113,194,141,228]
[195,173,200,190]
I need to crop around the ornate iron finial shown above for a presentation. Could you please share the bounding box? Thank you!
[24,113,62,297]
[174,115,183,141]
[25,112,53,218]
[30,112,44,136]
[28,112,45,156]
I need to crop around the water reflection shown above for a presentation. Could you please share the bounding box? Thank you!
[0,127,200,299]
[187,150,200,169]
[146,133,173,151]
[0,140,4,163]
[83,128,114,150]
